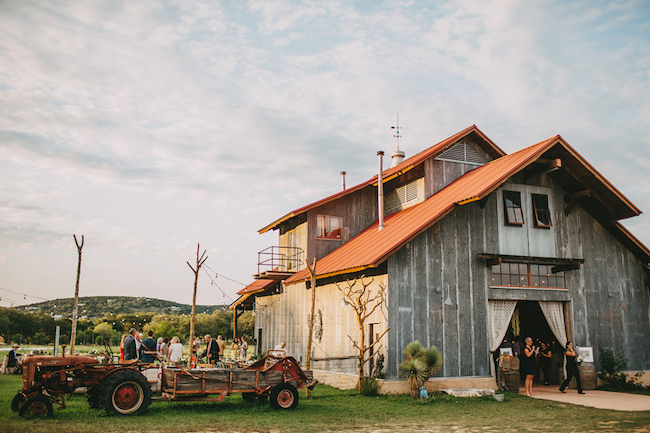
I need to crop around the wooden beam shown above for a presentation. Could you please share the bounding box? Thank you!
[523,158,562,179]
[551,262,581,274]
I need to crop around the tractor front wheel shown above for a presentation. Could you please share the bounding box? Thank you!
[101,369,152,415]
[11,392,25,412]
[19,394,53,419]
[269,383,299,410]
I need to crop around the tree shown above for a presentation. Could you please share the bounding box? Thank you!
[93,322,117,345]
[187,244,208,367]
[398,341,442,398]
[70,234,84,354]
[335,276,389,392]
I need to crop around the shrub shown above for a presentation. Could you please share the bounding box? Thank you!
[359,376,380,396]
[598,346,645,391]
[33,332,49,345]
[398,341,442,399]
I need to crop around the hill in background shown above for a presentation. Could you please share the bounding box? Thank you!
[22,296,224,318]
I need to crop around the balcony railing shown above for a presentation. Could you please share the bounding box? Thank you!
[256,246,305,278]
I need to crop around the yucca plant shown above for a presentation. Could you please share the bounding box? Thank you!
[398,341,443,398]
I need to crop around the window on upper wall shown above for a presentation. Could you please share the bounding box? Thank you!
[532,194,552,228]
[316,215,342,239]
[503,191,524,226]
[490,263,566,289]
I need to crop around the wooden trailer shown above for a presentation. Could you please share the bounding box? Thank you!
[160,354,317,410]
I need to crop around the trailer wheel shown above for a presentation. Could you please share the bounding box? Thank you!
[11,392,26,412]
[101,369,152,415]
[269,383,299,410]
[19,394,53,419]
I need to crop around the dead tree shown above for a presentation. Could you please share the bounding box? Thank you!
[69,234,84,354]
[336,277,389,391]
[304,258,317,398]
[187,243,208,368]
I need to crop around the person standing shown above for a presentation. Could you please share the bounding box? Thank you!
[538,342,552,385]
[135,332,144,360]
[240,336,248,359]
[124,328,138,361]
[522,337,537,396]
[141,331,157,363]
[216,335,226,362]
[159,337,169,358]
[201,334,219,365]
[7,344,20,374]
[559,341,584,394]
[168,336,183,363]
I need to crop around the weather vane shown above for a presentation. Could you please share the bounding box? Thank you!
[391,114,402,149]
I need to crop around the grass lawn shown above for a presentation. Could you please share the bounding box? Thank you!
[1,372,649,433]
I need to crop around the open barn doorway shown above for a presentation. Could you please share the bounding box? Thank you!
[505,301,563,385]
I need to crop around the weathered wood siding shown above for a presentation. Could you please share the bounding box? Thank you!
[386,196,497,379]
[254,276,389,375]
[551,185,650,370]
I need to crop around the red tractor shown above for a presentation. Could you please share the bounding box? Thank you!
[11,350,316,418]
[12,353,152,418]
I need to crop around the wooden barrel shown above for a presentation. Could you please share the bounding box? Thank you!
[500,369,520,393]
[570,362,597,390]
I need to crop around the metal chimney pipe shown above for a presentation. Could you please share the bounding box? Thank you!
[377,151,385,231]
[340,171,347,191]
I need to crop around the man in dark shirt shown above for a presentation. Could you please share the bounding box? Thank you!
[141,331,157,363]
[7,344,20,373]
[201,334,219,365]
[124,328,138,361]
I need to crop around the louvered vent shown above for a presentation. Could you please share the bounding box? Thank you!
[385,179,420,214]
[436,141,488,165]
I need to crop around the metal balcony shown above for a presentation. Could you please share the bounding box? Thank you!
[255,246,305,280]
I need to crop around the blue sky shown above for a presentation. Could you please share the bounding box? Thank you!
[1,0,648,308]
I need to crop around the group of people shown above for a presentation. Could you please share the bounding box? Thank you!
[229,336,249,359]
[119,328,234,365]
[519,337,583,396]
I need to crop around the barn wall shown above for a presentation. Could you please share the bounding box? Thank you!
[553,193,650,370]
[254,276,389,375]
[386,195,497,379]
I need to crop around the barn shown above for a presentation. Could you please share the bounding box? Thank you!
[232,125,650,390]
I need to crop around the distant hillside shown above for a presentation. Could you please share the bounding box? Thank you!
[22,296,222,318]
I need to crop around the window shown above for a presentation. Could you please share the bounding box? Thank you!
[532,194,552,228]
[316,215,342,239]
[503,191,524,226]
[490,263,565,288]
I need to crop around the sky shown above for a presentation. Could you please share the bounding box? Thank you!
[1,0,649,309]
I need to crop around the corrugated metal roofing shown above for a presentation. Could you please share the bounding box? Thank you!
[258,125,506,234]
[283,134,648,284]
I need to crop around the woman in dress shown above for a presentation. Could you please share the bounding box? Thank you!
[119,334,126,362]
[168,336,184,363]
[559,341,584,394]
[522,337,537,396]
[231,337,239,359]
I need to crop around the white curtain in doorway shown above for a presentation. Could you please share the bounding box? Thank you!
[539,301,567,348]
[488,300,517,352]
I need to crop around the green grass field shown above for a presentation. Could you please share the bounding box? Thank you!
[1,371,649,433]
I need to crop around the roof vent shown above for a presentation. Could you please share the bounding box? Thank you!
[391,148,405,167]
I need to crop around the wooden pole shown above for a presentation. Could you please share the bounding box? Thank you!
[305,258,317,398]
[187,243,208,368]
[69,234,84,355]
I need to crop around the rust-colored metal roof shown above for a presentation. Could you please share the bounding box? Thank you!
[284,135,646,284]
[230,278,277,310]
[258,125,506,234]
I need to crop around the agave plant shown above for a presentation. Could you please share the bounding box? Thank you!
[398,341,443,398]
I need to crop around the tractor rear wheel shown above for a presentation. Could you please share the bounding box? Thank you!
[19,394,53,419]
[101,369,152,415]
[269,383,299,410]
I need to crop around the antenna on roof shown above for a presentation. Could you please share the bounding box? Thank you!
[390,114,405,167]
